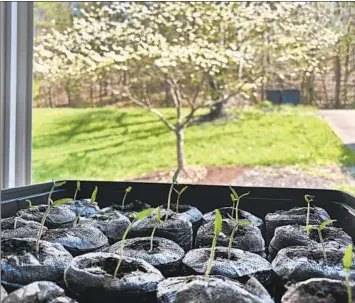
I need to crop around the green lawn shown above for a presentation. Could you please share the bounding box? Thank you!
[32,107,355,183]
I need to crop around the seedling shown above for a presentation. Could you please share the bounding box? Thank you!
[113,207,154,278]
[304,219,337,263]
[304,194,315,235]
[165,169,180,222]
[149,207,164,252]
[343,244,353,303]
[73,181,81,201]
[229,185,250,222]
[205,209,222,279]
[35,181,72,253]
[73,186,98,227]
[173,186,188,213]
[14,200,39,229]
[226,213,252,260]
[121,186,132,209]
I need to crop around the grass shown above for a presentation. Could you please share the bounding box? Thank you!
[32,106,355,183]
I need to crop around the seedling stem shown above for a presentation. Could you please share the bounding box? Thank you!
[73,186,98,227]
[165,169,179,222]
[122,186,132,209]
[304,219,336,263]
[304,194,314,236]
[205,209,222,279]
[35,181,71,253]
[113,208,154,278]
[173,186,188,214]
[74,181,81,201]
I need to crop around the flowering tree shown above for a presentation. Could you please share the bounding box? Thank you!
[34,2,341,169]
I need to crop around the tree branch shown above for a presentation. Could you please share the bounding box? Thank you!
[123,87,176,132]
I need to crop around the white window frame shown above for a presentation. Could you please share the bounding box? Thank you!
[0,2,33,189]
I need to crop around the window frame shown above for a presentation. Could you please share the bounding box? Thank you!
[0,2,33,189]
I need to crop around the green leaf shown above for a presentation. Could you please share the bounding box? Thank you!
[54,181,66,188]
[52,198,72,207]
[76,181,80,190]
[135,208,154,220]
[214,209,222,235]
[343,244,353,270]
[156,207,161,222]
[304,194,315,204]
[229,185,238,199]
[90,186,98,204]
[304,225,315,232]
[319,219,336,231]
[230,193,236,201]
[239,191,251,199]
[239,220,253,225]
[179,186,188,194]
[126,186,132,193]
[172,169,180,183]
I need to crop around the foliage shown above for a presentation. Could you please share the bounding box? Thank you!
[205,209,222,279]
[173,186,188,213]
[304,219,337,262]
[113,208,154,277]
[73,186,98,226]
[304,194,315,234]
[229,186,250,222]
[33,2,344,168]
[165,169,179,221]
[74,181,81,201]
[149,207,164,252]
[36,181,71,253]
[121,186,132,208]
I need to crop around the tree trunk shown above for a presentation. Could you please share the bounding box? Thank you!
[65,84,72,107]
[48,87,53,108]
[343,35,350,105]
[208,76,227,120]
[176,129,185,171]
[307,73,314,105]
[335,44,342,109]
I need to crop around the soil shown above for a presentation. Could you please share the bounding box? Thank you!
[128,165,355,189]
[81,256,147,278]
[282,278,355,303]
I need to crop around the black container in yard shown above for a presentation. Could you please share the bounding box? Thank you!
[2,180,355,302]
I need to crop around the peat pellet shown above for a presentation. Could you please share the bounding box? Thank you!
[79,209,130,244]
[2,281,78,303]
[161,203,203,232]
[108,237,185,277]
[182,247,273,290]
[195,218,265,256]
[42,225,109,256]
[265,206,331,244]
[1,238,72,289]
[269,224,353,261]
[17,205,76,229]
[1,285,8,301]
[272,246,355,283]
[110,200,152,220]
[157,275,274,303]
[66,199,100,217]
[64,252,164,303]
[1,217,47,240]
[130,208,193,252]
[203,207,264,231]
[281,278,355,303]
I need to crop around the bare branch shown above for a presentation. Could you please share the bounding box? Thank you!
[123,87,176,132]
